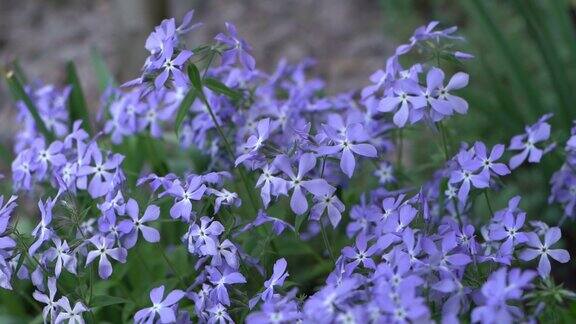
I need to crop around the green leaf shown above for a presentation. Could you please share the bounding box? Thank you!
[174,88,197,137]
[3,70,54,142]
[90,295,130,308]
[465,0,543,120]
[204,78,242,101]
[66,62,92,134]
[294,214,306,235]
[187,64,203,92]
[0,142,12,166]
[90,48,116,92]
[141,135,169,175]
[10,60,28,84]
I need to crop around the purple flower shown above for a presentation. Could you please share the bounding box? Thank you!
[208,266,247,306]
[471,268,536,323]
[474,142,510,177]
[310,190,345,228]
[0,195,17,235]
[31,138,67,179]
[32,277,58,323]
[434,71,469,114]
[184,216,224,255]
[263,258,289,301]
[246,293,301,324]
[449,149,489,202]
[342,233,378,273]
[85,235,127,279]
[374,253,423,292]
[77,145,125,198]
[273,153,334,215]
[378,79,425,127]
[55,296,88,324]
[519,227,570,278]
[215,22,256,70]
[209,239,239,269]
[383,203,418,234]
[208,188,241,213]
[154,45,193,88]
[29,197,57,256]
[423,232,472,271]
[44,237,77,277]
[165,176,207,222]
[509,114,553,169]
[11,149,37,190]
[236,210,294,237]
[256,164,288,208]
[317,116,377,178]
[134,285,185,324]
[413,68,455,122]
[118,199,160,249]
[374,162,395,185]
[489,211,528,255]
[236,118,272,166]
[207,304,233,324]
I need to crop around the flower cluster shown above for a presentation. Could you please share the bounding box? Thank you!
[550,122,576,220]
[0,10,573,324]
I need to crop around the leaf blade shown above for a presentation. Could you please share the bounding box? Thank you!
[66,62,92,134]
[3,70,54,141]
[204,77,242,101]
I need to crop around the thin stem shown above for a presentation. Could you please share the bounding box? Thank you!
[320,221,336,263]
[397,128,404,167]
[451,197,464,228]
[202,50,217,79]
[484,191,494,218]
[134,248,154,278]
[558,214,568,227]
[203,97,259,213]
[159,246,186,287]
[437,122,451,160]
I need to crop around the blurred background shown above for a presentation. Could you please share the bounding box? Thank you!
[2,0,576,284]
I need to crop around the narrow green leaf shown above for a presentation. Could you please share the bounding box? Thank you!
[3,70,54,141]
[465,0,543,120]
[513,0,574,126]
[204,78,242,100]
[13,253,26,278]
[187,64,203,92]
[141,135,169,175]
[294,214,306,235]
[174,88,197,137]
[0,142,12,166]
[10,60,28,84]
[66,62,92,134]
[90,48,116,92]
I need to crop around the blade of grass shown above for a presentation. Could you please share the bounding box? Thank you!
[66,62,92,134]
[513,0,574,127]
[10,60,28,84]
[174,88,197,138]
[3,70,54,141]
[204,78,242,101]
[90,48,116,92]
[548,0,576,67]
[465,0,543,120]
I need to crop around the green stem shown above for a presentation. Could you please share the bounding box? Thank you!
[437,122,451,160]
[484,191,494,218]
[203,97,260,213]
[451,197,464,228]
[320,221,336,263]
[397,128,404,167]
[159,247,186,287]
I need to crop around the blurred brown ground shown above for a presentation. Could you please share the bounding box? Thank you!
[0,0,392,142]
